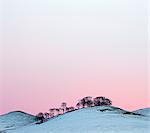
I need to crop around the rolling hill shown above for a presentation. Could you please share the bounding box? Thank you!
[0,111,37,132]
[2,106,149,133]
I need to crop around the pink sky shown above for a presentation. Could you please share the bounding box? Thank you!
[0,0,149,114]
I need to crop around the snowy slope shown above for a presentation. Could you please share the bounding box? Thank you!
[0,111,37,132]
[133,108,150,116]
[6,106,150,133]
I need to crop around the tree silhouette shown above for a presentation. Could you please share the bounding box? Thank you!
[61,102,67,113]
[44,112,49,119]
[93,97,103,106]
[68,107,75,112]
[36,112,45,124]
[55,108,60,115]
[41,95,112,122]
[94,96,112,106]
[86,99,93,107]
[104,98,112,106]
[79,96,93,108]
[66,107,75,112]
[76,102,81,109]
[49,108,56,117]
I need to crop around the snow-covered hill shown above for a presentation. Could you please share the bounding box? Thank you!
[133,108,150,116]
[4,106,150,133]
[0,111,37,132]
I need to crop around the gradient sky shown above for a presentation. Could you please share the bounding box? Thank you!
[0,0,149,114]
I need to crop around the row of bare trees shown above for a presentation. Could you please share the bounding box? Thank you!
[36,96,112,123]
[48,103,75,117]
[76,96,112,109]
[36,102,75,123]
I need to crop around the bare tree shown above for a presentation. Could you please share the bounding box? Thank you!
[66,107,70,112]
[61,102,67,113]
[79,98,86,108]
[36,112,45,124]
[104,98,112,106]
[86,99,93,107]
[49,108,56,117]
[44,112,49,119]
[49,108,55,113]
[59,108,64,114]
[84,96,93,107]
[76,102,81,109]
[93,96,112,106]
[69,107,75,111]
[55,108,60,115]
[79,96,93,108]
[93,97,105,106]
[49,112,54,117]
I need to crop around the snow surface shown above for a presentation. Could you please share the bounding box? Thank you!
[134,108,150,116]
[4,106,150,133]
[0,111,36,132]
